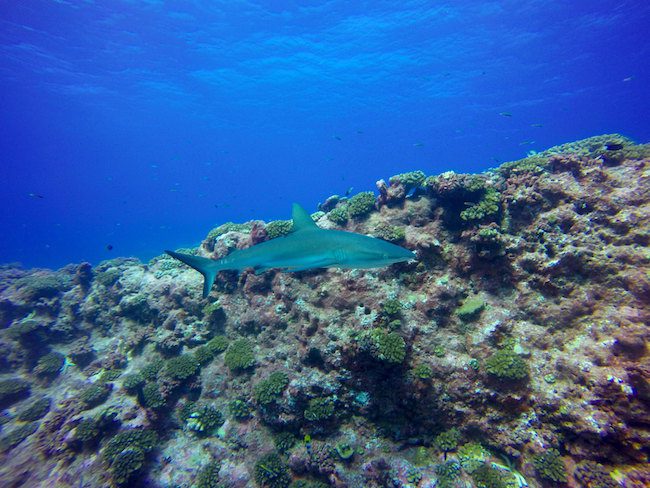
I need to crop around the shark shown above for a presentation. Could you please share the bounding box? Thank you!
[166,203,416,297]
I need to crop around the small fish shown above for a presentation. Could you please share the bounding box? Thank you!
[333,135,342,141]
[106,244,114,251]
[344,186,354,196]
[623,76,633,82]
[356,130,364,134]
[304,434,312,456]
[499,112,512,117]
[530,123,543,128]
[413,142,424,147]
[518,140,535,146]
[28,193,44,199]
[605,143,624,151]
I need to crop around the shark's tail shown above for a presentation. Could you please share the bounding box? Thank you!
[165,250,224,298]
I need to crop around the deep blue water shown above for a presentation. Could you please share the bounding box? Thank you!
[1,1,649,269]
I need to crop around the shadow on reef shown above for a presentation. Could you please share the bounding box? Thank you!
[0,134,649,487]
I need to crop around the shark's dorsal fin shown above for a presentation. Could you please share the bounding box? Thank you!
[291,203,319,232]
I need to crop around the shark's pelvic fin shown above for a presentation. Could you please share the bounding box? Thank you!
[291,203,319,231]
[165,250,219,298]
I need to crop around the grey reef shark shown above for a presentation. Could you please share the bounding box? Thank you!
[166,203,416,297]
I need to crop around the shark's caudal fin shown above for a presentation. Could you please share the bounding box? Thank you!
[165,250,221,298]
[291,203,319,231]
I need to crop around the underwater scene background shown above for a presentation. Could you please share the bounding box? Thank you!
[1,2,649,488]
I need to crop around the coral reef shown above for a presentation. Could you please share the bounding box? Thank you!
[0,134,648,487]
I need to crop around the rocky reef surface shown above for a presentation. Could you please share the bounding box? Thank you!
[0,134,648,488]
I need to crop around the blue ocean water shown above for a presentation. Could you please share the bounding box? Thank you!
[1,1,648,269]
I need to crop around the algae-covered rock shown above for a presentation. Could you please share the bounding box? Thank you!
[455,297,486,321]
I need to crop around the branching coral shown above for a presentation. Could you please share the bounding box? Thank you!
[304,396,335,422]
[254,452,291,488]
[347,191,376,219]
[532,448,567,483]
[361,328,406,364]
[17,397,51,421]
[254,371,289,405]
[224,338,255,371]
[485,348,528,381]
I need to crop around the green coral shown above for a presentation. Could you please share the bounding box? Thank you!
[17,397,50,422]
[381,298,403,317]
[207,222,251,241]
[229,398,252,420]
[0,378,31,408]
[327,205,349,226]
[224,339,255,371]
[274,432,296,453]
[254,371,289,405]
[186,404,224,435]
[532,448,567,483]
[98,369,122,383]
[455,297,486,321]
[406,467,422,484]
[433,345,446,358]
[346,191,376,219]
[79,383,111,410]
[111,447,145,486]
[436,461,461,487]
[362,329,406,364]
[196,460,222,488]
[468,358,480,371]
[163,354,200,381]
[141,383,166,409]
[458,442,491,473]
[304,396,335,422]
[122,373,145,393]
[471,464,512,488]
[485,348,528,381]
[34,351,65,377]
[207,335,229,354]
[266,220,293,239]
[434,428,461,453]
[254,452,291,488]
[389,170,426,190]
[75,417,101,443]
[95,267,122,287]
[0,422,38,453]
[412,363,433,379]
[74,409,119,444]
[103,429,157,463]
[334,442,355,460]
[373,223,406,242]
[194,345,215,365]
[460,187,500,222]
[140,358,164,381]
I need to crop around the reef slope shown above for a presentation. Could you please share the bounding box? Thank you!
[0,134,648,488]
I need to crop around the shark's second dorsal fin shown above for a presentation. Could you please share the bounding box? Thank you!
[291,203,319,232]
